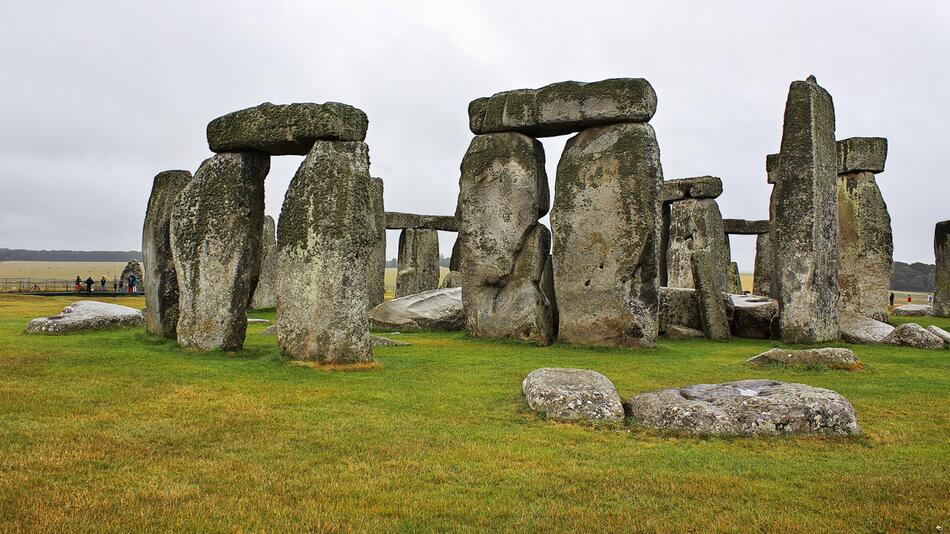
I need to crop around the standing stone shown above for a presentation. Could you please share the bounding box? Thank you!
[752,233,772,297]
[395,228,440,297]
[458,132,552,345]
[551,122,661,347]
[367,177,386,308]
[772,76,839,343]
[250,216,277,309]
[449,237,462,272]
[935,221,950,317]
[541,255,559,336]
[170,152,269,351]
[119,260,144,290]
[690,249,730,340]
[665,198,728,290]
[142,170,191,337]
[727,262,742,294]
[276,141,373,362]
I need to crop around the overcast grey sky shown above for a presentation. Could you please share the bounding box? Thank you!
[1,1,947,271]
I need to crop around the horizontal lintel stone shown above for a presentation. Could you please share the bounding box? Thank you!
[723,219,770,235]
[385,212,458,232]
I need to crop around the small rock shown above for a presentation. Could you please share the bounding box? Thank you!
[26,301,144,334]
[883,323,944,348]
[892,304,933,316]
[261,325,277,335]
[247,318,271,324]
[522,368,625,424]
[666,325,704,340]
[370,335,411,347]
[747,348,862,370]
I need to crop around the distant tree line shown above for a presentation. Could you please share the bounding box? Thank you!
[385,256,452,268]
[891,261,934,292]
[0,248,142,262]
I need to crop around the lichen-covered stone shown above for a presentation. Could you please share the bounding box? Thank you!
[119,260,144,290]
[926,325,950,347]
[469,78,657,138]
[369,287,463,331]
[367,178,386,308]
[840,311,894,344]
[882,322,944,349]
[766,153,780,184]
[747,348,861,370]
[893,304,932,316]
[659,176,723,202]
[729,294,777,339]
[142,170,191,337]
[522,368,624,424]
[773,76,840,343]
[385,212,458,231]
[837,137,887,174]
[540,255,558,336]
[752,233,773,297]
[659,287,701,333]
[449,238,462,272]
[207,102,367,155]
[934,220,950,317]
[439,270,462,289]
[250,216,277,309]
[458,132,552,346]
[727,262,742,294]
[276,141,373,363]
[666,324,704,340]
[552,123,661,347]
[26,301,144,334]
[395,228,440,298]
[170,151,269,351]
[690,249,730,340]
[722,219,769,235]
[665,198,728,290]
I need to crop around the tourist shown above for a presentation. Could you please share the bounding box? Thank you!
[100,276,106,291]
[889,292,895,306]
[118,279,124,292]
[85,277,94,293]
[907,294,912,303]
[74,276,81,293]
[928,293,934,303]
[113,279,118,292]
[128,274,136,294]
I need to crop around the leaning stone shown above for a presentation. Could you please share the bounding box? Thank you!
[552,122,661,346]
[171,151,269,351]
[836,137,887,174]
[690,249,730,340]
[722,219,770,235]
[207,102,367,155]
[395,228,440,298]
[368,287,463,331]
[439,270,462,289]
[773,76,840,343]
[367,178,387,309]
[935,221,950,317]
[370,334,411,347]
[276,141,373,363]
[250,216,278,309]
[752,233,773,297]
[659,176,723,202]
[522,368,625,424]
[747,348,862,370]
[665,198,728,290]
[659,287,701,333]
[26,301,144,334]
[926,325,950,347]
[625,379,860,436]
[469,78,657,138]
[892,304,933,316]
[882,323,944,349]
[142,170,191,337]
[666,324,705,340]
[729,294,777,339]
[458,132,553,346]
[840,311,894,344]
[385,212,458,232]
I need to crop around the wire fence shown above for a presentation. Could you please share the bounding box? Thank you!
[0,278,143,294]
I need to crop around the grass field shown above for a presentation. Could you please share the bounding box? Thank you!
[0,261,130,281]
[0,295,947,531]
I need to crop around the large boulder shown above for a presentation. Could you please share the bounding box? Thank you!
[935,220,950,317]
[625,379,860,436]
[665,198,728,290]
[385,212,458,232]
[368,287,463,331]
[690,249,730,340]
[142,170,191,337]
[728,294,777,339]
[659,176,723,202]
[837,137,887,174]
[469,78,656,138]
[367,178,387,309]
[840,311,894,344]
[118,260,143,290]
[551,122,661,347]
[892,304,932,316]
[26,301,144,334]
[458,132,553,346]
[666,324,704,340]
[395,228,440,298]
[170,151,269,351]
[522,368,625,424]
[927,325,950,347]
[207,102,367,155]
[276,141,374,363]
[882,323,945,349]
[773,76,840,343]
[747,348,862,370]
[250,216,277,309]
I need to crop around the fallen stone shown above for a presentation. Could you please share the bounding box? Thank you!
[247,318,270,324]
[665,198,728,290]
[691,249,730,340]
[729,294,777,339]
[370,334,411,347]
[367,178,387,309]
[836,137,887,174]
[469,78,657,137]
[261,324,276,335]
[396,228,440,298]
[26,301,144,334]
[935,220,950,317]
[666,324,705,340]
[882,323,944,349]
[926,325,950,347]
[522,368,625,424]
[250,215,278,309]
[439,270,462,289]
[368,287,463,331]
[625,379,860,436]
[207,102,367,155]
[659,176,723,202]
[385,212,458,232]
[142,169,191,338]
[659,287,701,333]
[747,348,862,370]
[722,219,770,235]
[840,311,894,344]
[892,304,932,316]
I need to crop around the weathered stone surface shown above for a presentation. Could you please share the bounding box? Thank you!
[250,216,277,309]
[935,221,950,317]
[276,141,373,363]
[666,324,704,340]
[396,228,440,298]
[625,379,860,436]
[170,151,269,351]
[26,301,144,334]
[385,212,458,232]
[659,176,723,202]
[370,334,411,347]
[458,132,553,345]
[690,249,730,340]
[893,304,932,316]
[752,233,773,297]
[207,102,367,155]
[665,198,728,290]
[119,260,143,290]
[773,76,840,343]
[723,219,770,235]
[766,153,780,185]
[540,255,558,336]
[837,137,887,174]
[367,178,386,309]
[837,171,892,322]
[729,294,777,339]
[368,287,463,331]
[882,322,944,349]
[927,325,950,346]
[659,287,701,333]
[747,348,862,370]
[470,78,657,138]
[142,170,191,337]
[439,270,462,289]
[727,262,742,294]
[449,238,462,272]
[522,368,625,424]
[840,311,894,344]
[552,123,661,347]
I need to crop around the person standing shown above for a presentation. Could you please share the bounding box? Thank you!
[907,294,912,303]
[85,277,94,293]
[100,276,106,291]
[113,279,118,292]
[889,292,895,307]
[75,276,81,294]
[128,274,136,294]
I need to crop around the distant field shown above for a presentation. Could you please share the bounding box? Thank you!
[0,261,129,281]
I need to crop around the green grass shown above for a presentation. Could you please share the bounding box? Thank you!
[0,295,947,532]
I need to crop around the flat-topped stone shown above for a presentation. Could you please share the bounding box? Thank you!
[723,219,770,235]
[385,212,458,232]
[659,176,723,202]
[747,348,862,370]
[840,311,894,344]
[26,301,144,334]
[837,137,887,174]
[729,294,777,339]
[369,287,463,331]
[207,102,368,155]
[893,303,932,316]
[666,324,705,340]
[522,368,625,424]
[469,78,657,138]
